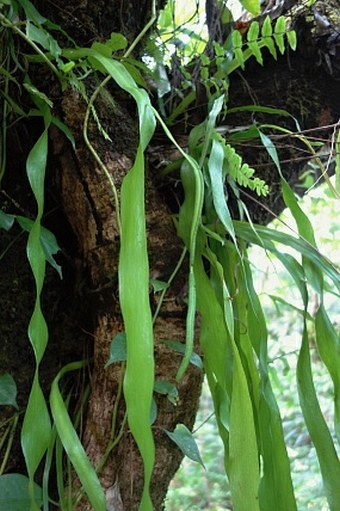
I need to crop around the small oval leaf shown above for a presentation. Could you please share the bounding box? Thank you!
[0,473,42,511]
[287,30,297,51]
[154,380,178,405]
[0,211,14,231]
[239,0,260,16]
[149,279,169,293]
[105,332,127,367]
[0,374,18,409]
[165,424,205,468]
[163,339,203,369]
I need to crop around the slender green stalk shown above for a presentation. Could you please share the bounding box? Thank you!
[261,123,340,199]
[95,364,125,474]
[0,14,59,76]
[122,0,156,58]
[82,0,157,236]
[152,247,187,323]
[151,108,204,382]
[0,424,10,458]
[82,79,122,235]
[43,425,58,511]
[0,414,18,475]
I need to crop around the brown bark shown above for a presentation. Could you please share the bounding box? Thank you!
[225,0,340,223]
[50,85,203,509]
[39,1,203,508]
[46,3,340,505]
[2,1,203,508]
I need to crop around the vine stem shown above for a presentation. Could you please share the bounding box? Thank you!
[152,247,187,323]
[151,107,204,381]
[0,414,19,475]
[0,14,59,76]
[82,79,122,235]
[261,123,340,200]
[80,0,157,492]
[82,0,157,236]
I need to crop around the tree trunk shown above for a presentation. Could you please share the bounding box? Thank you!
[49,85,203,509]
[35,1,204,509]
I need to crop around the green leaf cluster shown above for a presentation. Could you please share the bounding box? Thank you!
[231,15,297,72]
[1,2,339,511]
[0,474,42,511]
[0,374,18,409]
[175,91,340,510]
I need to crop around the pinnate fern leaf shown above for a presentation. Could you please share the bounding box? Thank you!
[224,143,269,196]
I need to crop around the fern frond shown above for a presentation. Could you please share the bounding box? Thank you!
[230,16,296,72]
[224,143,269,196]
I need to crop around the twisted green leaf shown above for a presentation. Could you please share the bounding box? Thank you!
[21,128,51,511]
[229,338,260,511]
[208,138,235,240]
[89,54,156,511]
[243,260,297,510]
[50,362,106,511]
[297,323,340,511]
[315,305,340,443]
[235,213,340,510]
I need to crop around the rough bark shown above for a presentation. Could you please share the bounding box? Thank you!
[50,85,203,509]
[224,0,340,224]
[37,1,202,509]
[163,0,340,224]
[1,1,202,508]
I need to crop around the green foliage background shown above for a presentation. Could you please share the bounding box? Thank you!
[0,0,339,510]
[166,181,340,511]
